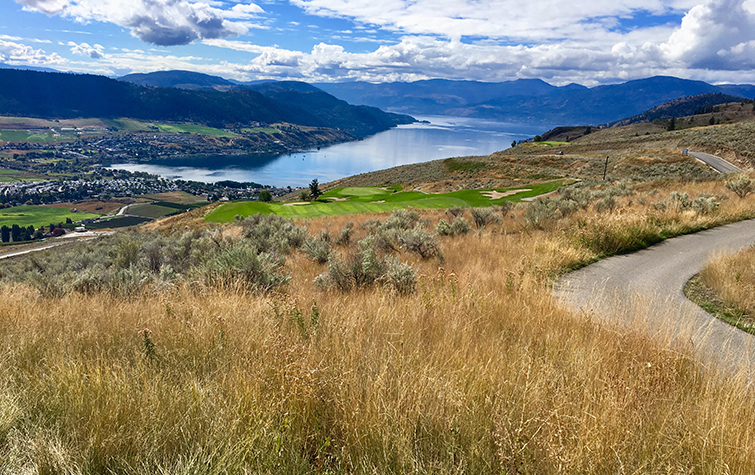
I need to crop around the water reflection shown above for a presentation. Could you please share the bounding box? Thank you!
[110,116,547,187]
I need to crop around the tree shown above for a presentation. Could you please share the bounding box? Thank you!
[309,179,322,200]
[0,226,8,243]
[258,189,272,202]
[667,117,676,131]
[300,189,311,201]
[511,140,516,148]
[533,135,542,142]
[11,224,20,242]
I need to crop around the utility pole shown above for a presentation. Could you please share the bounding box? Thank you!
[603,156,609,181]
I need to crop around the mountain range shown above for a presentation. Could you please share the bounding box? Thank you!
[316,77,755,125]
[0,69,413,137]
[118,70,755,126]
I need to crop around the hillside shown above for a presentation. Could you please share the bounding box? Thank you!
[246,81,415,138]
[610,93,748,126]
[0,69,412,137]
[119,70,235,90]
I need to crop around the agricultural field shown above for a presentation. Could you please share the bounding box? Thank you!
[0,205,99,228]
[206,180,568,222]
[108,118,236,137]
[0,170,42,182]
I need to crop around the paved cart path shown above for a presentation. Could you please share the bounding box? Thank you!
[555,218,755,375]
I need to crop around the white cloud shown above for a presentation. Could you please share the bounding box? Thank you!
[222,3,264,19]
[15,0,252,46]
[661,0,755,69]
[0,39,63,65]
[68,41,105,58]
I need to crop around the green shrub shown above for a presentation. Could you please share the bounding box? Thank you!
[436,217,471,236]
[725,174,753,198]
[303,232,331,264]
[692,196,720,214]
[398,224,442,260]
[524,197,578,229]
[470,207,502,229]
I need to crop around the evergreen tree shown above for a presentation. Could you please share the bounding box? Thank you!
[309,179,322,200]
[0,226,9,243]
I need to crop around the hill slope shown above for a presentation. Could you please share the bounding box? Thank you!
[0,69,412,137]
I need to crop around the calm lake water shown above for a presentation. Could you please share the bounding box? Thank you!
[110,116,547,188]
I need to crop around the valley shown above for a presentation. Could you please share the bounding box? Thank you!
[2,68,755,472]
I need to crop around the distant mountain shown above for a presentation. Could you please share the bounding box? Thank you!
[317,76,755,125]
[246,81,414,137]
[610,93,747,127]
[0,63,60,73]
[315,78,560,115]
[0,69,412,137]
[119,70,234,90]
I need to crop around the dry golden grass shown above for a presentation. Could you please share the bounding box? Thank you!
[699,245,755,320]
[3,178,755,473]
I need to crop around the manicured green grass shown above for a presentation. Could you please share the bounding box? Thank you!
[152,123,237,137]
[0,130,58,142]
[0,170,42,183]
[109,119,236,137]
[0,205,99,228]
[206,180,569,222]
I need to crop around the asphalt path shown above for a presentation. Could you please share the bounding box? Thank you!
[688,151,741,173]
[555,218,755,376]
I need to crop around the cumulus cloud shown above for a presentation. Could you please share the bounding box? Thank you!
[661,0,755,69]
[68,41,105,58]
[0,39,63,65]
[15,0,254,46]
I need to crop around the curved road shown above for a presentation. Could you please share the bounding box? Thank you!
[688,151,741,173]
[555,219,755,376]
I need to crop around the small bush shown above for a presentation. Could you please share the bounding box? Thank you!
[239,213,307,255]
[383,257,417,295]
[314,236,418,294]
[524,197,578,229]
[303,235,331,264]
[593,195,617,213]
[446,207,467,218]
[692,196,719,214]
[398,225,442,260]
[436,217,471,236]
[335,221,354,246]
[470,207,502,229]
[725,174,753,198]
[198,243,288,292]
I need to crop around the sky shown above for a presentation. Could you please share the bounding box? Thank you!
[2,0,755,86]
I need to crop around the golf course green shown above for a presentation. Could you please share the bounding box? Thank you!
[206,180,568,222]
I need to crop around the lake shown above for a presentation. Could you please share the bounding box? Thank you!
[109,116,547,188]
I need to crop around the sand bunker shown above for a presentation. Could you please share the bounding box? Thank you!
[283,202,310,206]
[324,197,350,201]
[482,189,531,200]
[371,200,385,203]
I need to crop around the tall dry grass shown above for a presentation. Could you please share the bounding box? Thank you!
[2,178,755,473]
[699,245,755,318]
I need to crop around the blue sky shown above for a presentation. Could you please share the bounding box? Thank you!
[2,0,755,85]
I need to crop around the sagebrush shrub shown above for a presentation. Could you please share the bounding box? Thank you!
[725,174,753,198]
[436,217,471,236]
